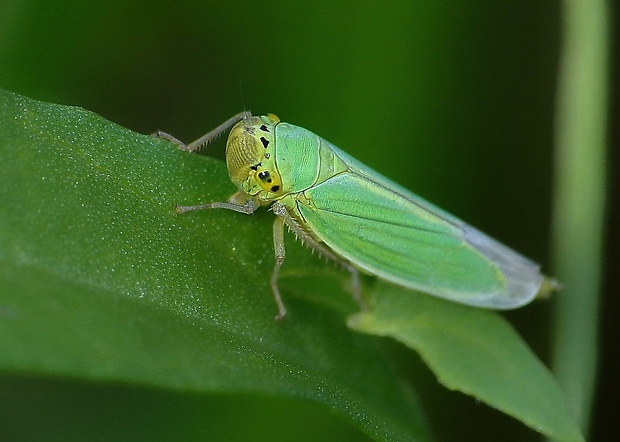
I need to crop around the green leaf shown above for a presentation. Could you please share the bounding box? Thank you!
[348,284,584,442]
[0,88,583,442]
[0,88,430,442]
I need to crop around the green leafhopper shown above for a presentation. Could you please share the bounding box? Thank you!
[156,112,557,320]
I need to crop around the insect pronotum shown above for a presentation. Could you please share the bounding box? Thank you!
[156,112,557,320]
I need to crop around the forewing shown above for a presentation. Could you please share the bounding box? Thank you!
[298,172,543,308]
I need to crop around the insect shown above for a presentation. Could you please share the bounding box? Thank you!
[156,112,556,320]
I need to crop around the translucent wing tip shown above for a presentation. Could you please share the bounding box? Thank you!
[462,225,547,310]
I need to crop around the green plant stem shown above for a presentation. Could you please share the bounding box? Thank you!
[551,0,609,434]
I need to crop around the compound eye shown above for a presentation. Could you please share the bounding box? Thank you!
[256,170,281,193]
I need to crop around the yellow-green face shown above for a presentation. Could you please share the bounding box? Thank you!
[225,114,284,201]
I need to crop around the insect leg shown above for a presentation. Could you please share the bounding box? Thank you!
[347,266,366,312]
[176,199,259,215]
[153,111,252,152]
[272,216,288,321]
[271,202,367,313]
[176,191,260,215]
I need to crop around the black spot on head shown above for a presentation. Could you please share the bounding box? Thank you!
[260,136,269,148]
[258,171,270,181]
[250,163,261,171]
[271,185,280,192]
[260,124,269,132]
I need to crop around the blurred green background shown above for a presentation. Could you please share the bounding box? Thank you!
[0,0,615,441]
